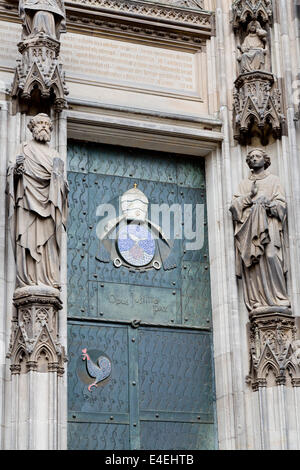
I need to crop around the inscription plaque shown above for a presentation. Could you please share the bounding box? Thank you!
[60,33,200,98]
[97,283,180,324]
[0,21,201,101]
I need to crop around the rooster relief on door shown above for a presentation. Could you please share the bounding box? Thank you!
[96,185,176,272]
[81,348,112,392]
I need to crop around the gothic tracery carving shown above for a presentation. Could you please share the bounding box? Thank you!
[11,0,68,114]
[157,0,204,8]
[232,0,284,145]
[232,0,273,31]
[247,314,300,390]
[7,287,66,375]
[233,71,283,146]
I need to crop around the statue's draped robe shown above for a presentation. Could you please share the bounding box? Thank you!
[19,0,66,39]
[230,172,290,312]
[240,33,266,72]
[7,140,68,288]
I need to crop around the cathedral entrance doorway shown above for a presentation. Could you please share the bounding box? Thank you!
[67,140,216,450]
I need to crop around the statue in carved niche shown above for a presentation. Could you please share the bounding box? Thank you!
[7,113,68,289]
[230,149,291,316]
[238,20,268,73]
[19,0,66,40]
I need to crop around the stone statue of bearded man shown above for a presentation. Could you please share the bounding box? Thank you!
[230,149,291,316]
[7,113,68,289]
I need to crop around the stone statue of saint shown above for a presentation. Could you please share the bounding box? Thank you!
[19,0,66,40]
[7,113,68,290]
[230,149,291,315]
[238,20,268,73]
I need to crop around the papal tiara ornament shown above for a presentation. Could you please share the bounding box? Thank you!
[96,185,176,272]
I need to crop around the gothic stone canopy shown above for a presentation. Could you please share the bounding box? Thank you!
[232,0,273,30]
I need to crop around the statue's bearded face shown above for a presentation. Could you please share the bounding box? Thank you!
[32,118,52,142]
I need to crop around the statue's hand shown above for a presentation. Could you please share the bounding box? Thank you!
[265,201,277,216]
[256,196,270,206]
[15,155,25,175]
[16,155,24,166]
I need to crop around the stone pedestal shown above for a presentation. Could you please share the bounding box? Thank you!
[233,71,283,146]
[6,286,67,449]
[247,313,300,390]
[7,286,66,375]
[11,33,68,114]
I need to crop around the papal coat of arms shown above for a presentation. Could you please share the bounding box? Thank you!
[96,185,176,272]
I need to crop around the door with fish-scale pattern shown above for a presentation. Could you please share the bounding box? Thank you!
[67,140,217,450]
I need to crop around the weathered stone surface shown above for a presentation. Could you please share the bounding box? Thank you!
[6,113,68,376]
[233,71,283,146]
[232,0,273,30]
[7,285,66,375]
[232,0,284,145]
[7,113,68,289]
[237,20,268,73]
[230,149,291,317]
[247,313,300,390]
[19,0,66,40]
[11,0,68,113]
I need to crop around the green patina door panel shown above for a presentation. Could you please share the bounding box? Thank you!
[67,141,217,450]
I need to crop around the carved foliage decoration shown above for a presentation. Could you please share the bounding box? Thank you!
[154,0,204,8]
[7,290,67,375]
[232,0,284,145]
[11,0,68,114]
[0,1,213,51]
[67,0,204,12]
[247,314,300,390]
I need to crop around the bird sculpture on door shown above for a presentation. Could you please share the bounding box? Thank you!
[81,348,112,391]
